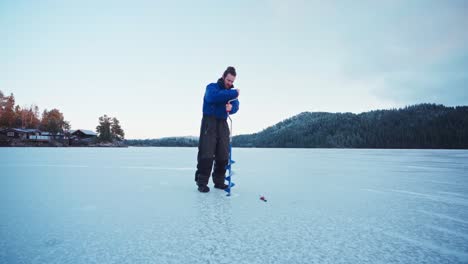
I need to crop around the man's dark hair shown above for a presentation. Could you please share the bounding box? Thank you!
[222,66,237,78]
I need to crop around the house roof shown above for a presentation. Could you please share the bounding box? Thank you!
[3,128,40,133]
[71,129,97,136]
[23,128,40,133]
[12,128,29,133]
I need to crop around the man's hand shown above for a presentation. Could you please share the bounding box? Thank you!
[226,103,233,112]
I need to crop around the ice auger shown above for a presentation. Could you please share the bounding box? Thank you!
[225,98,237,196]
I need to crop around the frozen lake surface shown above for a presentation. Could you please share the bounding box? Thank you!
[1,147,468,264]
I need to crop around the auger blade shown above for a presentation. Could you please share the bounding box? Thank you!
[224,182,235,192]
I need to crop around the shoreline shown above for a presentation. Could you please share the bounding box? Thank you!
[0,141,127,148]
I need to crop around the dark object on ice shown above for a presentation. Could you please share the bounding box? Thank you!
[198,185,210,193]
[260,196,267,202]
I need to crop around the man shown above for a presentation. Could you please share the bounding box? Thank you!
[195,66,240,193]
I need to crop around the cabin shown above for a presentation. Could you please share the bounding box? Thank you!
[69,129,97,145]
[0,128,40,140]
[0,128,70,142]
[70,129,97,139]
[29,132,67,142]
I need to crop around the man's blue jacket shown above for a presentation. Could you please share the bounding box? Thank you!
[202,78,239,119]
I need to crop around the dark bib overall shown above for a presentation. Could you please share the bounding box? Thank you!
[195,115,230,186]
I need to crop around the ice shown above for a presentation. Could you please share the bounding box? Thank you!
[1,148,468,263]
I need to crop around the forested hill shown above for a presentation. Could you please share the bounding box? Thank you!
[232,104,468,149]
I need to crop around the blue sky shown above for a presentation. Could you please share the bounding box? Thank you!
[1,0,467,139]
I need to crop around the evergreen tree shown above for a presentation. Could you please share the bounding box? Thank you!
[111,117,125,141]
[96,115,113,142]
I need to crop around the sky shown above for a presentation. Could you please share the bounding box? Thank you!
[1,0,467,139]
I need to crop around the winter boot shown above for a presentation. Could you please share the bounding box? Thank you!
[214,183,228,190]
[198,185,210,193]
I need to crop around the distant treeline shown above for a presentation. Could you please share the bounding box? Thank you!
[233,103,468,149]
[125,137,198,147]
[126,104,468,149]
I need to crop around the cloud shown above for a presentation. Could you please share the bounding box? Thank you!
[330,1,468,105]
[370,70,468,106]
